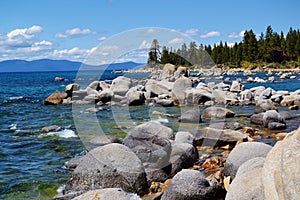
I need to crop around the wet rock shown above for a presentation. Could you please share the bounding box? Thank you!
[41,125,60,132]
[268,122,286,130]
[262,128,300,200]
[64,143,148,195]
[202,106,235,119]
[254,99,277,113]
[263,110,285,128]
[171,78,192,104]
[224,142,272,180]
[123,122,173,183]
[161,169,222,200]
[194,127,247,146]
[72,188,141,200]
[178,109,201,123]
[279,111,294,120]
[250,113,264,125]
[111,76,132,96]
[44,91,67,105]
[170,143,198,174]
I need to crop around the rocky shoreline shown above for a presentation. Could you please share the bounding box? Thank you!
[45,63,300,199]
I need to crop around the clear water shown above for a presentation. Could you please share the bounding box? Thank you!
[0,70,299,199]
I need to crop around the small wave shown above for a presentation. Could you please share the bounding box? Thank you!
[150,117,169,124]
[8,123,17,130]
[41,129,77,138]
[9,96,23,100]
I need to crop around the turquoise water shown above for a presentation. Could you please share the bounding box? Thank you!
[0,70,299,199]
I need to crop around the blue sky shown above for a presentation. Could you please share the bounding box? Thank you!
[0,0,299,63]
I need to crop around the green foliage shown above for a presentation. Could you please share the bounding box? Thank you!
[147,26,300,68]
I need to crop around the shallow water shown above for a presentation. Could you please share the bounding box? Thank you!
[0,70,299,199]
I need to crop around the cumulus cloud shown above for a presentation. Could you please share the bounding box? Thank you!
[200,31,221,38]
[228,30,245,39]
[168,37,184,44]
[139,40,151,49]
[185,28,199,36]
[55,28,96,38]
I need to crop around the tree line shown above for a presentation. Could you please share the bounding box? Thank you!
[147,26,300,68]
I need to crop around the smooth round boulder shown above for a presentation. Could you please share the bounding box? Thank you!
[64,143,148,195]
[235,157,265,178]
[178,109,201,123]
[160,63,175,79]
[72,188,141,200]
[175,131,194,145]
[44,91,67,105]
[262,128,300,200]
[111,76,132,96]
[255,99,277,113]
[161,169,222,200]
[224,142,272,180]
[171,78,192,104]
[202,106,235,119]
[263,110,285,128]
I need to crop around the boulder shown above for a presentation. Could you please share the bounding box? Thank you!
[111,76,132,96]
[250,113,264,125]
[72,188,141,200]
[258,87,274,100]
[194,127,247,146]
[87,81,101,91]
[160,63,175,79]
[171,78,192,104]
[161,169,222,200]
[155,99,174,107]
[178,109,201,123]
[72,90,88,100]
[202,106,235,119]
[99,89,113,103]
[145,79,174,96]
[125,87,145,106]
[185,88,213,104]
[65,83,80,97]
[235,157,265,178]
[280,95,297,106]
[224,142,272,180]
[174,66,187,78]
[212,89,226,104]
[54,77,64,81]
[263,110,285,128]
[240,89,253,101]
[254,99,277,113]
[41,125,60,132]
[230,81,244,92]
[44,91,67,105]
[123,122,174,182]
[64,143,148,195]
[175,131,194,145]
[213,82,230,91]
[262,128,300,200]
[65,156,83,170]
[270,93,283,104]
[268,122,286,130]
[170,143,198,174]
[225,168,264,200]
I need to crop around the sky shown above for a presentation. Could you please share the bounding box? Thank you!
[0,0,299,64]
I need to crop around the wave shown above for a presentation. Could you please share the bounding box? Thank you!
[9,96,24,100]
[8,123,17,130]
[41,129,77,138]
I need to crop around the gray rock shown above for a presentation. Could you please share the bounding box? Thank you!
[178,109,201,123]
[262,128,300,200]
[72,188,141,200]
[72,90,88,101]
[156,99,174,107]
[87,81,101,91]
[65,143,148,195]
[145,79,173,96]
[268,122,286,130]
[125,87,145,106]
[225,168,264,200]
[161,169,222,200]
[263,110,285,128]
[235,157,265,178]
[160,63,175,79]
[212,89,226,104]
[254,99,277,113]
[240,89,253,101]
[185,88,213,104]
[270,93,283,104]
[174,66,187,78]
[202,106,235,119]
[65,156,83,170]
[258,87,274,100]
[250,113,264,125]
[224,142,272,180]
[111,76,132,96]
[41,125,61,132]
[214,82,230,91]
[99,89,113,103]
[230,81,244,92]
[170,143,198,174]
[123,122,174,182]
[171,78,192,104]
[175,131,194,145]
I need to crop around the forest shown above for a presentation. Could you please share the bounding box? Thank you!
[147,26,300,68]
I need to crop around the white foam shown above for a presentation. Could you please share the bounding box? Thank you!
[150,116,169,124]
[8,123,17,130]
[43,129,77,138]
[56,184,65,195]
[9,96,23,100]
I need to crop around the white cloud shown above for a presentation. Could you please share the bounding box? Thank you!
[168,37,184,44]
[97,36,107,41]
[146,28,156,34]
[7,25,43,39]
[185,28,199,36]
[200,31,220,38]
[228,30,245,39]
[55,28,96,38]
[139,40,151,49]
[226,42,235,47]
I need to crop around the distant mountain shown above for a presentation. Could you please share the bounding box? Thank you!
[0,59,146,72]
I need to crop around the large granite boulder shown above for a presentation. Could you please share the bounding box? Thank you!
[44,91,67,105]
[145,79,174,96]
[178,109,201,123]
[185,88,213,104]
[263,110,286,129]
[72,188,141,200]
[161,169,222,200]
[202,106,235,119]
[160,63,175,79]
[64,143,148,195]
[230,81,244,92]
[171,78,192,104]
[254,99,277,113]
[224,142,272,180]
[262,128,300,200]
[125,86,145,106]
[111,76,132,96]
[123,122,174,183]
